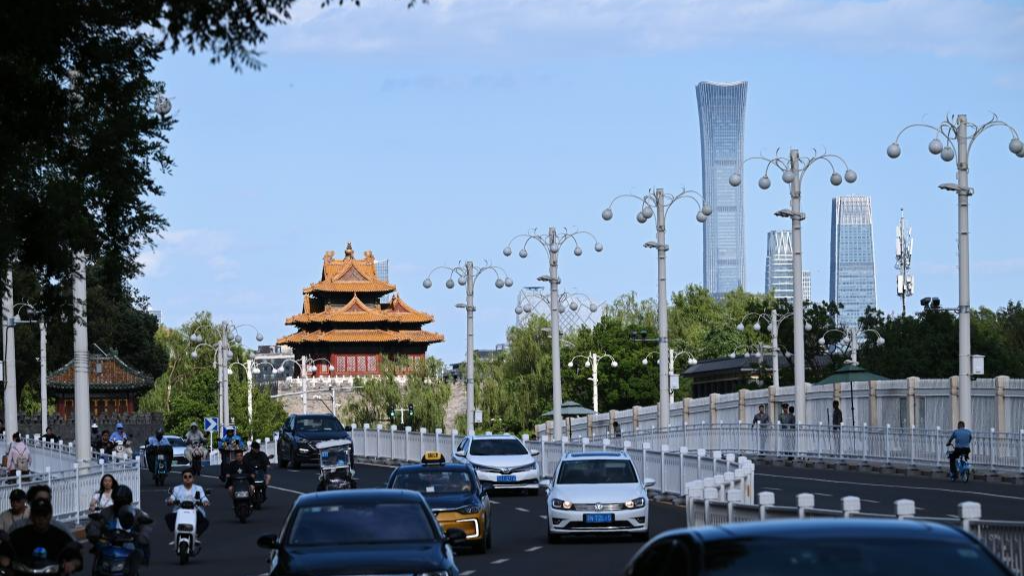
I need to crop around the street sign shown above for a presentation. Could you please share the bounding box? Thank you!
[204,417,219,433]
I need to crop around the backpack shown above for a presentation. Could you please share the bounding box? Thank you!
[11,446,29,473]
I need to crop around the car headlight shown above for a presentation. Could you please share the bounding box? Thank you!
[624,497,646,509]
[458,505,482,514]
[551,499,574,510]
[511,462,537,473]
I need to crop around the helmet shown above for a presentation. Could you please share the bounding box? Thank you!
[112,485,133,508]
[156,428,164,437]
[116,506,136,530]
[91,423,99,430]
[225,425,236,433]
[116,422,124,429]
[190,422,198,429]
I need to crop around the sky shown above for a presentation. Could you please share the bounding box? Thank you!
[137,0,1024,363]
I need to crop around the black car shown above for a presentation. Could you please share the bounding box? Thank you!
[277,414,352,469]
[624,519,1014,576]
[257,489,464,576]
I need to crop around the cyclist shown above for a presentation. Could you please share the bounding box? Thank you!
[946,420,973,479]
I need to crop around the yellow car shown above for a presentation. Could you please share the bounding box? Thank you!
[387,452,494,553]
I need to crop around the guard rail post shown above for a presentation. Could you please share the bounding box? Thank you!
[376,425,382,459]
[404,427,411,462]
[450,429,458,459]
[936,427,943,468]
[895,499,916,520]
[797,493,815,519]
[727,488,742,522]
[641,443,651,486]
[703,487,718,525]
[697,448,705,478]
[1019,430,1023,473]
[959,501,982,533]
[540,435,547,478]
[660,444,669,493]
[842,496,861,518]
[885,424,891,464]
[863,423,869,461]
[758,491,775,521]
[990,428,996,473]
[712,450,722,476]
[910,425,916,465]
[686,482,703,525]
[434,429,442,454]
[680,447,689,492]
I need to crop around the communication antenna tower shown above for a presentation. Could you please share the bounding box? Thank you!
[895,209,914,315]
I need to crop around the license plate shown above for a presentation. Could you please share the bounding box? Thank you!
[235,491,249,498]
[584,513,613,523]
[496,475,516,483]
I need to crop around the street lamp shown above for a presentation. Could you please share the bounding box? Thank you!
[504,227,603,441]
[424,261,511,435]
[568,352,618,412]
[2,302,46,438]
[887,114,1022,427]
[641,349,698,404]
[603,188,710,430]
[817,326,885,425]
[189,321,264,437]
[730,149,857,425]
[737,309,812,389]
[228,359,277,440]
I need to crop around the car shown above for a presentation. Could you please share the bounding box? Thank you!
[543,451,654,543]
[623,519,1015,576]
[452,434,539,494]
[387,452,494,554]
[256,489,464,576]
[277,413,352,469]
[139,435,188,468]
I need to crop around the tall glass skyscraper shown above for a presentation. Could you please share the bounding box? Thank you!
[830,196,877,326]
[765,230,814,303]
[696,81,747,298]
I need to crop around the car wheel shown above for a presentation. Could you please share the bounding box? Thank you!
[291,452,302,469]
[547,530,561,544]
[278,445,290,469]
[471,537,487,554]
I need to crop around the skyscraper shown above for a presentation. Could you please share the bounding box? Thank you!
[830,196,877,327]
[696,81,747,298]
[765,230,795,301]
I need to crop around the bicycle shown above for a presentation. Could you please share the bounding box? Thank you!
[948,447,971,483]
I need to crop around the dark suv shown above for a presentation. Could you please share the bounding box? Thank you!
[277,414,352,469]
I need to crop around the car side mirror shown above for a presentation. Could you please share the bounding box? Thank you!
[445,528,467,544]
[539,479,551,489]
[257,534,280,550]
[529,449,540,457]
[455,449,466,458]
[344,425,352,432]
[643,478,656,488]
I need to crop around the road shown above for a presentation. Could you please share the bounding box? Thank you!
[134,461,1022,576]
[138,462,682,576]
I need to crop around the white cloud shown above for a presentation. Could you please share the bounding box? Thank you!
[140,229,238,281]
[271,0,1024,59]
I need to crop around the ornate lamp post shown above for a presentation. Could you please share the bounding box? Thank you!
[568,352,618,412]
[3,303,46,438]
[504,228,603,441]
[817,326,885,425]
[642,349,698,404]
[602,188,710,430]
[424,261,512,436]
[190,322,264,437]
[737,309,811,390]
[887,114,1023,427]
[228,360,277,440]
[730,150,857,424]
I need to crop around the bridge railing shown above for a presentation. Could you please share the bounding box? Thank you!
[609,423,1024,473]
[687,492,1024,575]
[347,424,756,503]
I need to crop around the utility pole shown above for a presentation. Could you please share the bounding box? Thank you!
[2,267,18,441]
[896,209,914,316]
[73,253,92,462]
[39,320,47,435]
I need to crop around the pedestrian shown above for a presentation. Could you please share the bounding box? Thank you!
[778,403,789,425]
[751,405,769,453]
[6,433,31,476]
[786,406,797,457]
[42,427,59,443]
[0,490,29,533]
[831,400,843,454]
[612,421,621,438]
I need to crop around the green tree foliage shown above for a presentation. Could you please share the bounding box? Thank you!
[475,315,553,435]
[138,312,285,437]
[343,358,449,431]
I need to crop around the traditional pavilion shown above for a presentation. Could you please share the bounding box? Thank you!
[48,352,155,417]
[277,243,444,375]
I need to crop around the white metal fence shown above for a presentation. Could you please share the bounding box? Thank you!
[347,424,756,503]
[687,491,1024,576]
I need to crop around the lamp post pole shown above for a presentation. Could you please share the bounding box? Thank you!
[39,319,47,435]
[2,268,17,442]
[603,188,710,430]
[505,228,603,441]
[424,261,512,436]
[568,352,618,413]
[192,322,263,439]
[738,309,807,390]
[731,151,857,425]
[73,253,91,462]
[888,114,1023,427]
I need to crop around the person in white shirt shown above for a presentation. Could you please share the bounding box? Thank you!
[165,471,210,536]
[90,474,119,512]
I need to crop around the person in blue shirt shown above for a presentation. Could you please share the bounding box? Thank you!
[109,423,128,443]
[946,420,973,478]
[147,428,171,448]
[218,425,246,482]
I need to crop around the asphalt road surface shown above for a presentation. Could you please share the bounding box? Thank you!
[132,461,1023,576]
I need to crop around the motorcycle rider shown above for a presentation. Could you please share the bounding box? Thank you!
[218,425,246,481]
[0,499,82,575]
[146,428,173,478]
[109,423,128,444]
[164,471,210,536]
[185,423,205,446]
[242,441,272,487]
[223,450,251,495]
[86,486,152,569]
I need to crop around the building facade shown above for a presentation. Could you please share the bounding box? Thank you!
[830,196,877,326]
[277,243,443,376]
[697,81,748,298]
[765,230,794,301]
[48,352,154,417]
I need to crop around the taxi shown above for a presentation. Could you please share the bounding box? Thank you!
[387,451,493,554]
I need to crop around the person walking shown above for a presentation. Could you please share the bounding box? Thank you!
[831,400,844,455]
[6,433,32,476]
[751,405,770,453]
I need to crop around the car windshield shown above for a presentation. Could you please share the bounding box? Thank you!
[697,538,1008,576]
[287,502,437,546]
[294,417,344,432]
[556,459,638,484]
[167,437,186,447]
[469,439,528,456]
[391,470,475,494]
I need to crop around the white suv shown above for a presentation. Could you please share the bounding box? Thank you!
[453,435,540,495]
[543,451,654,543]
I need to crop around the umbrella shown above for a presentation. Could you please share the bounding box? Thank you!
[541,401,596,419]
[815,363,888,426]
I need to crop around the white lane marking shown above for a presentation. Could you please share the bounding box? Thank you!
[814,493,833,498]
[200,474,305,496]
[491,500,502,505]
[491,558,510,565]
[757,472,1024,502]
[539,515,547,520]
[861,499,881,504]
[763,487,782,492]
[515,507,530,513]
[463,571,476,575]
[525,546,543,552]
[947,514,960,519]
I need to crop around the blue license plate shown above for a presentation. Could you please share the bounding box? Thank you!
[496,475,516,483]
[584,514,613,523]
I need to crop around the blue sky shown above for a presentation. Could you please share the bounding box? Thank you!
[138,0,1024,363]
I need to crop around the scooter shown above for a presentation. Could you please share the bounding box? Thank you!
[316,440,356,492]
[112,440,133,461]
[89,507,151,576]
[230,474,253,523]
[168,489,204,565]
[187,442,205,477]
[251,468,267,510]
[5,548,61,575]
